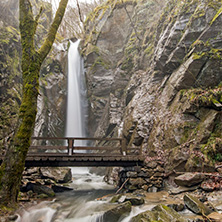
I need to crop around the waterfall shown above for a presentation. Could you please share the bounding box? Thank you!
[65,39,86,144]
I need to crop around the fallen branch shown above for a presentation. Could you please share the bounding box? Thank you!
[116,178,129,194]
[201,209,212,222]
[173,171,222,178]
[215,165,222,169]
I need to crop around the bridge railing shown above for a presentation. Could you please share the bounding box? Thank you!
[30,137,142,156]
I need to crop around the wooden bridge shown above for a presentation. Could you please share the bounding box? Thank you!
[0,137,144,167]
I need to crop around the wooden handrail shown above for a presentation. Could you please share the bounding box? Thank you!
[26,137,142,157]
[31,137,123,141]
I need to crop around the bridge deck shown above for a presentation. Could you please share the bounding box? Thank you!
[0,137,145,167]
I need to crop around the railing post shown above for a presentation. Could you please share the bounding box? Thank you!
[121,138,127,156]
[67,138,74,155]
[139,138,144,155]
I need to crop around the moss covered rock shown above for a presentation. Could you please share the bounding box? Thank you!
[130,204,188,222]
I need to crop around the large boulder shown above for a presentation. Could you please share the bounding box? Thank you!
[102,201,132,222]
[110,194,145,206]
[25,182,55,197]
[184,194,213,215]
[130,204,188,222]
[40,167,72,183]
[174,173,205,187]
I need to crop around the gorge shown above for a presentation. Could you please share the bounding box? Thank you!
[0,0,222,221]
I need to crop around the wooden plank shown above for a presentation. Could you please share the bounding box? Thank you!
[41,157,48,161]
[30,146,67,150]
[73,146,120,150]
[115,157,121,161]
[94,157,102,161]
[62,157,69,161]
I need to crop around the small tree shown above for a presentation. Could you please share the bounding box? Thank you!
[0,0,68,207]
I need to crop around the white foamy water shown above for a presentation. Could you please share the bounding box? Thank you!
[71,167,114,190]
[16,40,115,222]
[66,39,86,145]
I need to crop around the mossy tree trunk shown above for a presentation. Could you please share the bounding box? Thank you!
[0,0,68,207]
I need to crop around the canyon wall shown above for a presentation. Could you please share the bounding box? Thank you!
[82,0,222,173]
[0,0,67,150]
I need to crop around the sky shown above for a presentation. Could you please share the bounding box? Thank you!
[51,0,96,10]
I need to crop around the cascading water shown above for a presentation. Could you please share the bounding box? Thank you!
[66,39,86,143]
[16,40,115,222]
[15,38,170,222]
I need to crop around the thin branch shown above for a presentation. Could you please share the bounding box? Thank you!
[34,6,43,34]
[121,0,141,41]
[116,178,129,194]
[38,0,68,62]
[35,6,43,23]
[76,0,84,24]
[174,171,222,178]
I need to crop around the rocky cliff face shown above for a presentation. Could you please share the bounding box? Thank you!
[82,0,222,172]
[0,0,67,150]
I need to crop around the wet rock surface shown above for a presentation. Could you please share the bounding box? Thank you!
[184,194,214,216]
[102,201,132,222]
[40,167,72,183]
[20,167,73,200]
[174,173,205,187]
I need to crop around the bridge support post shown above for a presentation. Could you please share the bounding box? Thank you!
[67,138,74,155]
[121,138,127,156]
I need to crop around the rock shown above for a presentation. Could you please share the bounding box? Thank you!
[201,179,216,192]
[184,194,213,216]
[141,185,149,191]
[208,212,222,222]
[152,204,188,222]
[24,167,39,175]
[127,185,137,191]
[37,193,50,199]
[126,171,138,178]
[110,195,121,203]
[138,170,154,177]
[155,165,165,172]
[40,167,72,183]
[148,186,158,193]
[168,203,185,212]
[174,173,205,187]
[102,201,132,222]
[130,210,156,222]
[130,204,188,222]
[170,185,199,195]
[8,214,18,221]
[25,182,55,197]
[146,162,158,169]
[125,196,145,206]
[128,178,147,187]
[111,194,144,206]
[51,185,73,193]
[118,195,127,203]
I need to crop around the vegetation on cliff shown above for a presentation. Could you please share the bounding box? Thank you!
[0,0,68,207]
[81,0,222,178]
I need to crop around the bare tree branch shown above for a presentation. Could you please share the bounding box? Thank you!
[76,0,84,24]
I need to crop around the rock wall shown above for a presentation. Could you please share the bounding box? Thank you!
[82,0,222,179]
[0,0,67,151]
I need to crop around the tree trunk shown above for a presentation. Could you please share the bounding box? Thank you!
[0,0,68,207]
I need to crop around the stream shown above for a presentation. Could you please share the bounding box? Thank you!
[16,167,167,222]
[16,167,153,222]
[16,167,114,222]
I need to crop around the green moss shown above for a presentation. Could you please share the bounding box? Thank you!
[182,86,222,108]
[201,137,222,162]
[210,6,222,25]
[91,56,110,70]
